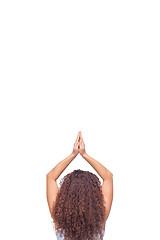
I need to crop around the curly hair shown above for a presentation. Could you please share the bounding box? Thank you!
[51,169,107,240]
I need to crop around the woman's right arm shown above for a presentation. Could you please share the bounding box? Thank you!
[78,131,113,219]
[78,131,113,180]
[82,152,113,219]
[81,152,113,180]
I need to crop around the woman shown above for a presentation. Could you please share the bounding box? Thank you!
[46,131,113,240]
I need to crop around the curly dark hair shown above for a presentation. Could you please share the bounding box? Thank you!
[51,169,107,240]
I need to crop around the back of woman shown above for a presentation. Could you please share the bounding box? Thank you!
[46,131,113,240]
[52,169,108,240]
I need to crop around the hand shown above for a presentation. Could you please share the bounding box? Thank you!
[78,131,86,156]
[72,132,81,156]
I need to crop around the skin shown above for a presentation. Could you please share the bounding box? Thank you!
[46,131,113,222]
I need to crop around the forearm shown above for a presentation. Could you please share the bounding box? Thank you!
[46,152,77,181]
[82,152,113,180]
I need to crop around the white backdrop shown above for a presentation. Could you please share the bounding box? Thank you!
[0,1,160,239]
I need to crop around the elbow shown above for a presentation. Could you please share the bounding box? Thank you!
[46,173,51,178]
[104,171,113,180]
[108,172,113,178]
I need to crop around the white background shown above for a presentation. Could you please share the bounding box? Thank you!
[0,0,160,239]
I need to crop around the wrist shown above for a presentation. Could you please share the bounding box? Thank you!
[72,151,78,158]
[81,151,87,157]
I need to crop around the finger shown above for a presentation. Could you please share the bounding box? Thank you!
[78,131,81,141]
[80,137,83,143]
[81,139,84,147]
[80,132,84,142]
[76,133,80,142]
[76,135,79,141]
[75,141,80,146]
[79,131,82,139]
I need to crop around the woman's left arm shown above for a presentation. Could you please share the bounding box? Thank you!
[46,132,80,180]
[46,133,80,216]
[46,152,78,180]
[46,152,78,215]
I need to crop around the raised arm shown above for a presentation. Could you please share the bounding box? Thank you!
[79,132,113,220]
[46,133,80,216]
[46,152,77,180]
[46,133,81,180]
[81,151,113,219]
[78,132,113,179]
[81,152,113,179]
